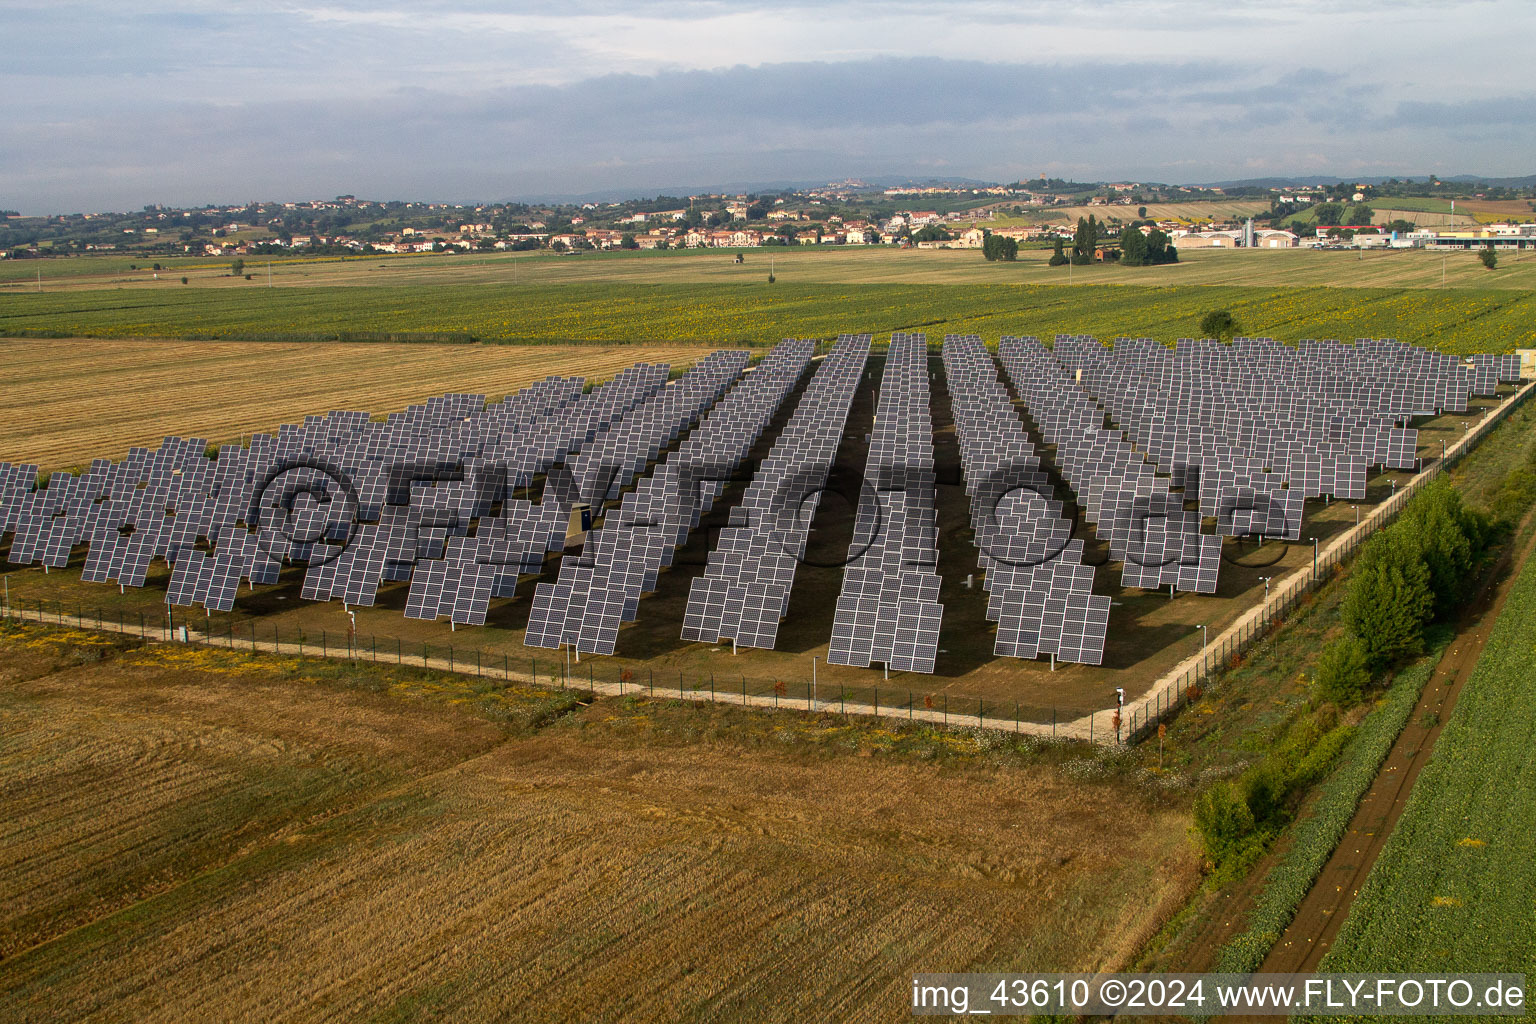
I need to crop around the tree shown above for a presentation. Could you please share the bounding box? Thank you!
[229,258,244,277]
[1344,204,1374,225]
[1137,206,1148,219]
[1119,225,1148,266]
[1341,529,1435,670]
[619,233,639,250]
[1070,215,1098,265]
[1395,479,1485,617]
[912,224,951,243]
[1145,227,1177,263]
[1313,202,1344,226]
[982,233,1018,261]
[1312,636,1372,706]
[1048,237,1069,266]
[1481,246,1498,269]
[1199,309,1239,340]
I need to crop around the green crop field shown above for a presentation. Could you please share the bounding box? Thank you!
[3,278,1536,352]
[1315,543,1536,977]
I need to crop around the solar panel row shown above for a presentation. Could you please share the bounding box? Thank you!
[999,336,1222,596]
[826,331,944,674]
[527,339,813,653]
[409,351,749,626]
[942,334,1110,666]
[681,334,872,650]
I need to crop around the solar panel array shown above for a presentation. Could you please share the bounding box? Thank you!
[404,352,749,625]
[681,334,872,649]
[0,362,696,621]
[3,332,1523,671]
[1000,335,1223,596]
[1470,353,1522,397]
[1061,337,1507,547]
[824,332,944,673]
[526,339,813,653]
[944,334,1111,665]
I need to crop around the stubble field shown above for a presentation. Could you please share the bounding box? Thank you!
[0,624,1194,1023]
[0,339,713,470]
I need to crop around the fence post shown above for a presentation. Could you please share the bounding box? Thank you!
[322,629,326,657]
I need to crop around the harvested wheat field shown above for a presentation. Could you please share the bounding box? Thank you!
[0,339,713,470]
[0,623,1195,1023]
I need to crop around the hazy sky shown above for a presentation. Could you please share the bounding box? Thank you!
[5,1,1533,212]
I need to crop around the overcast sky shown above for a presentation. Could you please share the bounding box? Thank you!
[5,1,1533,213]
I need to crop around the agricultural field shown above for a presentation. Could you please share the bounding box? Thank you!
[1459,198,1536,223]
[1314,537,1536,976]
[0,623,1194,1023]
[0,340,714,470]
[982,200,1273,227]
[4,262,1536,351]
[8,244,1536,295]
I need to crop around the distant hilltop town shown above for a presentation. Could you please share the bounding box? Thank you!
[4,176,1533,259]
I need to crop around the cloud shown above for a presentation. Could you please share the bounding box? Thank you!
[1394,95,1536,128]
[2,2,1534,211]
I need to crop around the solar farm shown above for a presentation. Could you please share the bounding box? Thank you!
[0,336,1522,716]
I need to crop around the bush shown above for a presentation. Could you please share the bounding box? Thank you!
[180,276,188,285]
[1341,530,1434,670]
[1490,467,1536,526]
[1313,636,1372,706]
[1193,781,1259,871]
[1199,309,1239,340]
[1480,247,1498,269]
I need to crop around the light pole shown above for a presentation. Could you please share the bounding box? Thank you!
[1352,504,1359,525]
[1259,575,1272,600]
[812,655,818,709]
[1198,623,1208,655]
[1312,537,1319,579]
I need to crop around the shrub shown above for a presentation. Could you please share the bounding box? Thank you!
[1199,309,1239,340]
[1193,781,1258,869]
[1480,247,1498,269]
[1313,636,1372,706]
[1490,467,1536,526]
